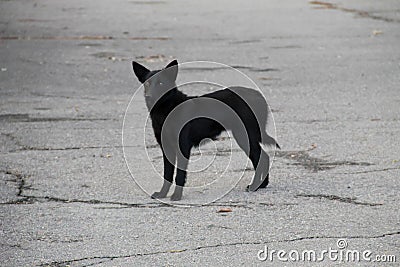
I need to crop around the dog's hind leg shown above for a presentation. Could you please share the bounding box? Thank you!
[151,149,175,199]
[247,142,270,191]
[233,130,270,191]
[254,130,278,189]
[253,149,270,189]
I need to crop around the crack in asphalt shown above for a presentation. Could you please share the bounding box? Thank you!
[0,169,29,199]
[41,231,400,267]
[335,166,400,175]
[1,132,131,153]
[0,193,268,209]
[309,1,400,23]
[0,243,25,250]
[180,65,280,73]
[1,137,137,152]
[0,169,391,267]
[0,194,169,208]
[2,137,377,177]
[296,193,382,206]
[277,150,372,172]
[1,141,376,174]
[229,39,261,44]
[0,168,295,210]
[14,145,125,152]
[0,133,380,175]
[0,35,171,41]
[0,172,260,209]
[152,148,373,172]
[0,114,111,123]
[29,92,100,100]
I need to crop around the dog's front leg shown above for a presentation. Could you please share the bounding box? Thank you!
[151,150,175,199]
[170,137,191,201]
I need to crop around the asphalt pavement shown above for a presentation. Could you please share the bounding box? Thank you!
[0,0,399,266]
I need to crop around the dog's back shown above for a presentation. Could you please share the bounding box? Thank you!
[197,87,276,147]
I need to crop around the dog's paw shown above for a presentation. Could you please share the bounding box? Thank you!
[151,192,168,199]
[170,192,182,201]
[246,184,259,192]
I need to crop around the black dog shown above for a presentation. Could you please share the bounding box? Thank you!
[132,60,279,201]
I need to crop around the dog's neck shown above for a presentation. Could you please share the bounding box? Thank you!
[148,87,189,116]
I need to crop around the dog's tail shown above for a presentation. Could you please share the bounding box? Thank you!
[261,131,281,149]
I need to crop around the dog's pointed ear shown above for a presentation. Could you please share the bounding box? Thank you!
[132,61,150,83]
[164,60,178,81]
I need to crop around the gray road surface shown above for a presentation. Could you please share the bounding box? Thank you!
[0,0,399,266]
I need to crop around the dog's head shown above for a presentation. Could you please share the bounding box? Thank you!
[131,60,178,108]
